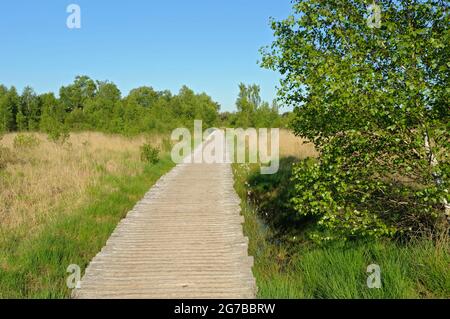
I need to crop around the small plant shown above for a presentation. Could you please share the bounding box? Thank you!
[13,134,40,149]
[140,143,160,164]
[47,125,70,145]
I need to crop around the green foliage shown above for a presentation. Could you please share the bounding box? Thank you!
[234,83,282,128]
[233,162,450,298]
[15,110,27,131]
[47,126,70,145]
[83,81,122,132]
[59,75,97,112]
[0,76,223,135]
[13,134,40,149]
[18,86,41,131]
[236,83,260,127]
[171,86,220,129]
[291,157,396,242]
[140,144,160,164]
[0,86,19,132]
[0,78,288,135]
[262,0,449,242]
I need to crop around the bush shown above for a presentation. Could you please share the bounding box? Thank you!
[46,125,70,145]
[13,134,40,149]
[140,144,160,164]
[291,157,397,243]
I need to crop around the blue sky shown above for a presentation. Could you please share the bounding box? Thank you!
[0,0,293,112]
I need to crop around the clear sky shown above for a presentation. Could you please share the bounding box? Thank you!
[0,0,293,112]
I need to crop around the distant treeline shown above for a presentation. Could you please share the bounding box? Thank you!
[221,83,289,129]
[0,76,287,136]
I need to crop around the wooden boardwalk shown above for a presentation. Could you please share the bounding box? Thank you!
[73,131,256,298]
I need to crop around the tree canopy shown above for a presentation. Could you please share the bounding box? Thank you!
[0,76,222,135]
[234,83,283,128]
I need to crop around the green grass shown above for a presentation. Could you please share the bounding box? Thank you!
[0,155,174,298]
[233,163,450,299]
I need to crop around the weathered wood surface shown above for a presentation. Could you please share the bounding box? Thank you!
[73,131,256,298]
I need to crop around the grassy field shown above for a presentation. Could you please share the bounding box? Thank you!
[233,130,450,299]
[0,132,174,298]
[1,129,448,299]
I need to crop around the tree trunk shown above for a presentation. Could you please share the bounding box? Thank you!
[424,132,450,222]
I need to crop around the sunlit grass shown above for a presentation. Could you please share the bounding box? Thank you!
[0,132,166,232]
[0,132,174,298]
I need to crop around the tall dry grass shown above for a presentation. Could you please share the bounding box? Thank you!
[0,132,165,234]
[279,129,318,159]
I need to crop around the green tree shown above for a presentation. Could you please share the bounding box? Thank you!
[119,98,145,134]
[0,85,8,132]
[235,83,281,128]
[170,86,220,128]
[235,83,261,127]
[194,93,220,127]
[0,87,19,132]
[123,86,162,132]
[254,100,281,128]
[59,75,97,112]
[84,81,122,131]
[262,0,449,241]
[0,78,222,135]
[39,93,65,132]
[173,86,197,121]
[126,86,160,109]
[18,86,40,130]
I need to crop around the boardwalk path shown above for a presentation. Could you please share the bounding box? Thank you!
[73,131,256,298]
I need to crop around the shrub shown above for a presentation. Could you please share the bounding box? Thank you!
[46,125,70,145]
[140,144,160,164]
[13,134,40,149]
